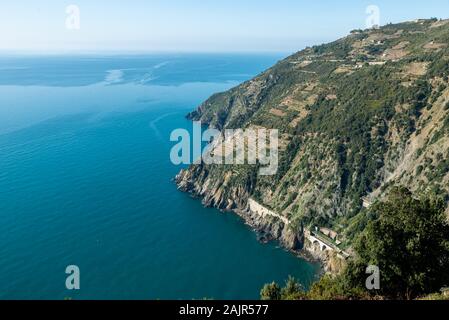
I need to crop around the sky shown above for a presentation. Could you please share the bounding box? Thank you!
[0,0,449,53]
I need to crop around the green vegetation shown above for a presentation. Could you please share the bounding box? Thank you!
[183,17,449,234]
[261,276,307,300]
[260,282,282,300]
[262,189,449,300]
[180,19,449,300]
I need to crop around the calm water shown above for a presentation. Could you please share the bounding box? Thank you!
[0,54,319,300]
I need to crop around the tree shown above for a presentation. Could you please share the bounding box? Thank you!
[307,272,371,300]
[352,187,449,299]
[260,282,281,300]
[261,188,449,300]
[281,276,306,300]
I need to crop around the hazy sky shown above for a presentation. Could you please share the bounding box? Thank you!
[1,0,448,53]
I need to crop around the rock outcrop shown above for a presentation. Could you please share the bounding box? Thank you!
[176,18,449,270]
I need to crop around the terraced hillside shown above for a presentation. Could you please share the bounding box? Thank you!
[176,18,449,268]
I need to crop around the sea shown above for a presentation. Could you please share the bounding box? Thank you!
[0,54,319,300]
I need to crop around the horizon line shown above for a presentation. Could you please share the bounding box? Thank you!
[0,50,294,57]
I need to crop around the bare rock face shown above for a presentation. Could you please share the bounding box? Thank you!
[176,18,449,270]
[241,207,303,251]
[176,167,303,252]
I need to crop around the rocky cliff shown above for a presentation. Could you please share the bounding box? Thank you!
[176,18,449,269]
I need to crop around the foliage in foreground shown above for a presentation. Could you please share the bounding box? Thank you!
[261,188,449,300]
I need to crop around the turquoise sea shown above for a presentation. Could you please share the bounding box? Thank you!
[0,54,319,300]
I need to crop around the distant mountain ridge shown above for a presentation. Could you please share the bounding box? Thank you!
[176,18,449,270]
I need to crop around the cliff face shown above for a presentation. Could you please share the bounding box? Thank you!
[176,166,303,252]
[176,19,449,267]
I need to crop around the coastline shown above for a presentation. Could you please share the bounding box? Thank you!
[174,168,334,276]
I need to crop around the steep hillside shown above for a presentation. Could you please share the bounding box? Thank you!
[176,18,449,268]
